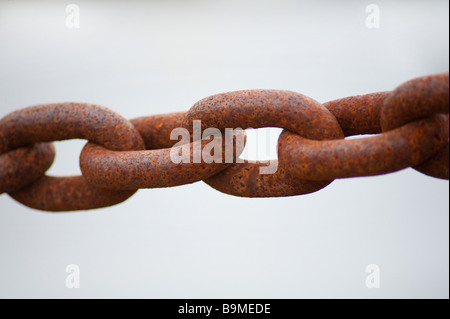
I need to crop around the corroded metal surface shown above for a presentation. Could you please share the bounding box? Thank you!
[204,161,332,197]
[0,103,144,211]
[10,176,135,212]
[130,112,185,150]
[0,143,55,194]
[381,72,449,179]
[0,102,144,153]
[0,73,448,211]
[182,90,343,197]
[182,90,344,140]
[381,73,449,131]
[323,92,389,136]
[414,144,449,179]
[80,113,246,190]
[280,114,448,180]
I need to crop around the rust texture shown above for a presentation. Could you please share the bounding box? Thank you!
[0,143,55,194]
[130,112,185,150]
[381,72,449,179]
[414,144,449,179]
[280,114,448,180]
[10,176,135,212]
[0,102,144,153]
[1,73,448,211]
[205,161,332,197]
[182,90,344,197]
[381,73,449,131]
[323,92,389,136]
[280,74,449,180]
[80,113,246,190]
[182,90,344,140]
[0,103,145,211]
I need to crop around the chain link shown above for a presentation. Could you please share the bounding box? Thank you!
[0,73,448,211]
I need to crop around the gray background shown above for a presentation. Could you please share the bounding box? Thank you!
[0,0,448,298]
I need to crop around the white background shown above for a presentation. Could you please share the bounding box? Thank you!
[0,0,448,298]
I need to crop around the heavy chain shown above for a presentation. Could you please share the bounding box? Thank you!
[0,73,448,212]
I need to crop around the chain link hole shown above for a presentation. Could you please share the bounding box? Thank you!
[239,127,282,161]
[45,139,86,176]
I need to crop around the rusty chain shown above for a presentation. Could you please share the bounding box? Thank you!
[0,73,448,212]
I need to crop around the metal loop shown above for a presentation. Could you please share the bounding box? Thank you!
[182,90,344,197]
[0,143,55,194]
[324,92,389,136]
[80,112,246,190]
[381,73,449,179]
[280,114,448,180]
[1,103,145,211]
[130,112,186,150]
[1,73,447,211]
[10,176,136,212]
